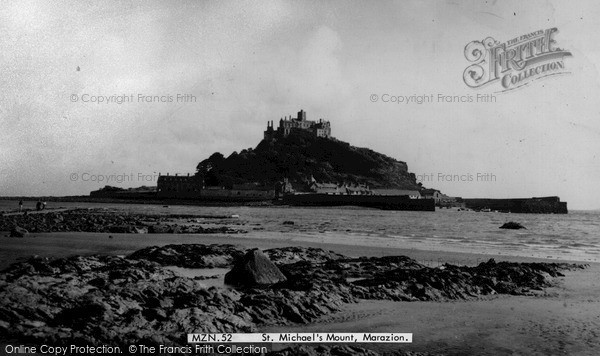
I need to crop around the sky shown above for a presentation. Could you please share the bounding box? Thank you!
[0,0,599,209]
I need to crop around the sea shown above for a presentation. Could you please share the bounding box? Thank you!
[1,200,599,263]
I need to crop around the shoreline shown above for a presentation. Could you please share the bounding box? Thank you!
[1,231,595,271]
[1,201,598,267]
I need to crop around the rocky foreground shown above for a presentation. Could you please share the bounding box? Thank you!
[1,209,247,235]
[0,244,586,353]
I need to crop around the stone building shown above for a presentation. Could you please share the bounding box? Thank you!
[156,174,274,201]
[370,189,421,199]
[156,174,202,196]
[420,188,442,203]
[307,178,372,196]
[309,182,343,195]
[264,109,331,140]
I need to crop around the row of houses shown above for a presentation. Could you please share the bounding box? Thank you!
[156,174,456,204]
[307,181,448,202]
[307,182,372,196]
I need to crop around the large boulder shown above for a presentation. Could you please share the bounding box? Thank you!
[499,221,526,229]
[10,226,29,238]
[225,249,287,288]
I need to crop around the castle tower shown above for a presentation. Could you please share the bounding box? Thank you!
[264,120,275,140]
[297,109,306,121]
[264,109,332,140]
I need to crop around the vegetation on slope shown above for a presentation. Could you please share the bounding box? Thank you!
[196,129,420,190]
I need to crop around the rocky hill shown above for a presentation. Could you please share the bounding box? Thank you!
[196,130,420,190]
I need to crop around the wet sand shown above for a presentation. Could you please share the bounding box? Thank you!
[1,231,598,355]
[263,266,600,356]
[0,230,587,271]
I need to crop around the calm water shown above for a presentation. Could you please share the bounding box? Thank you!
[1,200,599,262]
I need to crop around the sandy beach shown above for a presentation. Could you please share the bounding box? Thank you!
[2,226,598,356]
[1,230,588,271]
[265,267,600,356]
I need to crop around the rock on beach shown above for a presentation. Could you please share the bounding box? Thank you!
[225,249,287,288]
[499,221,526,229]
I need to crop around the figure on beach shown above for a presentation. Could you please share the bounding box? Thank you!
[36,201,42,211]
[18,200,23,212]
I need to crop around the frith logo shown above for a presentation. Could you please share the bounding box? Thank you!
[463,28,571,91]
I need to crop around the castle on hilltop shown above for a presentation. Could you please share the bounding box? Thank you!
[264,109,331,140]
